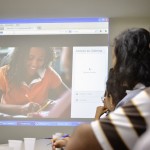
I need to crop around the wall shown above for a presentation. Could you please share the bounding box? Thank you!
[108,17,150,67]
[110,17,150,45]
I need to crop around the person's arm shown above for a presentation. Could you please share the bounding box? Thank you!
[48,82,69,100]
[0,102,41,116]
[65,124,102,150]
[47,90,71,118]
[52,137,70,150]
[56,81,69,97]
[95,106,108,120]
[47,67,69,100]
[51,124,102,150]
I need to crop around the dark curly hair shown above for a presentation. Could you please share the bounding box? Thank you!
[7,46,53,87]
[107,28,150,104]
[106,68,127,105]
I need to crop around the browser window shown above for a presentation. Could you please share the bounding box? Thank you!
[0,17,109,126]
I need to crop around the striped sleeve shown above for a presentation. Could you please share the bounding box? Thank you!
[91,87,150,150]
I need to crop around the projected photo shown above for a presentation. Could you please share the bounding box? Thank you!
[0,46,72,118]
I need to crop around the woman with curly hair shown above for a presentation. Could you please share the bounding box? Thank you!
[0,46,68,116]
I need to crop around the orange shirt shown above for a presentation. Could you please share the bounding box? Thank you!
[0,65,62,105]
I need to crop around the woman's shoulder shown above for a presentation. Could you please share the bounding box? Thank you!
[116,84,146,108]
[0,65,9,74]
[0,66,9,83]
[46,67,60,77]
[43,67,62,87]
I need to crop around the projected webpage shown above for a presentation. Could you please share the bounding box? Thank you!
[71,47,108,118]
[0,17,109,126]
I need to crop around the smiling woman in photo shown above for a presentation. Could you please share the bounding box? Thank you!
[0,46,68,116]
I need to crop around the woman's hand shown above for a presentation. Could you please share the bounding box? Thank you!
[95,106,108,120]
[52,137,70,150]
[21,102,41,115]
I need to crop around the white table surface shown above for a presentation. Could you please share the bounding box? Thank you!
[0,139,52,150]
